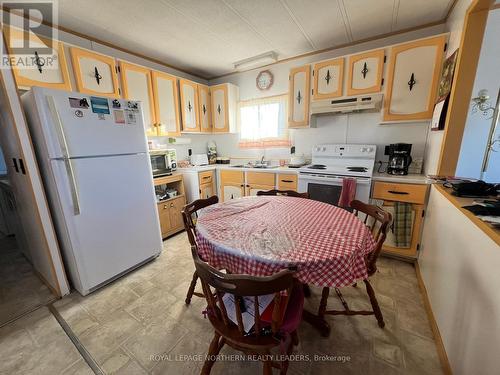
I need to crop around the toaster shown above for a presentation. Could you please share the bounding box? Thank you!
[190,153,209,166]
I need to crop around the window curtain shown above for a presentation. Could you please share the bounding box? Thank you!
[238,94,290,149]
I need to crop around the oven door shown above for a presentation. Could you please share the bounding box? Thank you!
[298,174,372,205]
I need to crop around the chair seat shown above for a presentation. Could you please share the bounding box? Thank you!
[208,284,304,349]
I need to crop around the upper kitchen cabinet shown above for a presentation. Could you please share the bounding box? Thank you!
[210,83,238,133]
[346,49,384,96]
[198,84,212,133]
[70,47,120,98]
[3,27,72,91]
[151,71,181,136]
[179,79,200,132]
[312,58,343,100]
[288,65,311,128]
[383,35,446,122]
[119,61,156,136]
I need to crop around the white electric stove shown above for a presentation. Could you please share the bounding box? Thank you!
[298,144,377,205]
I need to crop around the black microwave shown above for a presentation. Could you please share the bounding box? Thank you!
[149,151,172,178]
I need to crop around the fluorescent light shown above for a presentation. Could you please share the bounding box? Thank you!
[233,51,278,71]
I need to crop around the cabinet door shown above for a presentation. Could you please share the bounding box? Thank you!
[70,47,120,97]
[222,184,244,202]
[211,84,229,132]
[179,79,200,132]
[246,184,274,197]
[200,183,214,199]
[347,49,384,96]
[4,27,72,91]
[157,202,172,237]
[119,61,156,136]
[198,84,212,132]
[168,197,185,233]
[152,71,180,136]
[288,65,310,128]
[313,58,343,100]
[383,36,446,121]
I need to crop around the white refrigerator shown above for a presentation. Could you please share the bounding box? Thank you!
[22,87,163,295]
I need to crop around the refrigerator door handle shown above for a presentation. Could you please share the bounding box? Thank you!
[47,96,81,215]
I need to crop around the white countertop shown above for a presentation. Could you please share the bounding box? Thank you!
[178,165,299,174]
[372,172,430,184]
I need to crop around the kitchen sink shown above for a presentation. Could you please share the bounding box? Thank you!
[229,164,278,169]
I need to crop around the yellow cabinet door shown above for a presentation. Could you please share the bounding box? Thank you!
[210,84,229,132]
[198,84,212,132]
[346,49,385,96]
[200,183,214,199]
[168,197,185,234]
[70,47,120,97]
[246,184,274,196]
[157,202,172,238]
[313,58,343,100]
[119,61,156,136]
[288,65,310,128]
[4,27,72,91]
[222,184,245,202]
[383,36,446,121]
[152,71,181,136]
[179,79,200,132]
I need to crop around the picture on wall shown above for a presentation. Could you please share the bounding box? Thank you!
[431,49,459,131]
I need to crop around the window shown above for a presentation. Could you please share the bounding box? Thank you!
[238,95,290,148]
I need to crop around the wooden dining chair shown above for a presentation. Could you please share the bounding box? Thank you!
[191,244,303,375]
[257,189,309,199]
[317,200,392,329]
[181,195,219,305]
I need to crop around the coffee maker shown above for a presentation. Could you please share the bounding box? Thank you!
[386,143,412,175]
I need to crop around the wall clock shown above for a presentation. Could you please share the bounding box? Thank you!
[256,70,273,91]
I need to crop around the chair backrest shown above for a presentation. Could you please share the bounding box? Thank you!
[350,200,392,275]
[256,189,309,199]
[181,195,219,247]
[191,245,296,338]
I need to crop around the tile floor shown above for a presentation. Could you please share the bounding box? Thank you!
[0,232,443,374]
[0,235,55,326]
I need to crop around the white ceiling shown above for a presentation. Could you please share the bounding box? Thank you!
[57,0,455,79]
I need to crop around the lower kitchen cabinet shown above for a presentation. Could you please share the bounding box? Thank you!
[220,170,300,201]
[220,170,245,202]
[180,169,217,202]
[154,174,186,238]
[277,174,298,191]
[371,181,429,258]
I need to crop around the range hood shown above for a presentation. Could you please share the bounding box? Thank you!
[311,93,383,115]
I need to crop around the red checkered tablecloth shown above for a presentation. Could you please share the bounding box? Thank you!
[196,196,376,288]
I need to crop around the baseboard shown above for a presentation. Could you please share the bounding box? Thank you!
[415,262,453,375]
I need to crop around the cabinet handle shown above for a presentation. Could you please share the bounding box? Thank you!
[361,62,368,79]
[217,104,222,114]
[202,104,207,115]
[170,203,174,207]
[202,176,210,180]
[387,190,409,195]
[94,67,102,85]
[19,158,26,175]
[164,205,168,209]
[240,184,244,187]
[407,73,416,91]
[296,90,302,104]
[187,101,192,112]
[281,179,294,183]
[325,69,332,85]
[34,51,44,73]
[12,158,19,173]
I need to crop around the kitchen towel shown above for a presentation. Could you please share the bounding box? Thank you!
[338,178,357,208]
[393,202,412,248]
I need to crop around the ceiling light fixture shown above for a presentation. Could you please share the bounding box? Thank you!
[233,51,278,71]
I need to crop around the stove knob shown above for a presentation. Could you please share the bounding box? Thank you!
[322,147,326,152]
[315,147,320,152]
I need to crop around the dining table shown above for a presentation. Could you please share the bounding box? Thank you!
[195,195,377,336]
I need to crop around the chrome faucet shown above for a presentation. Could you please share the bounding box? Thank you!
[260,155,265,165]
